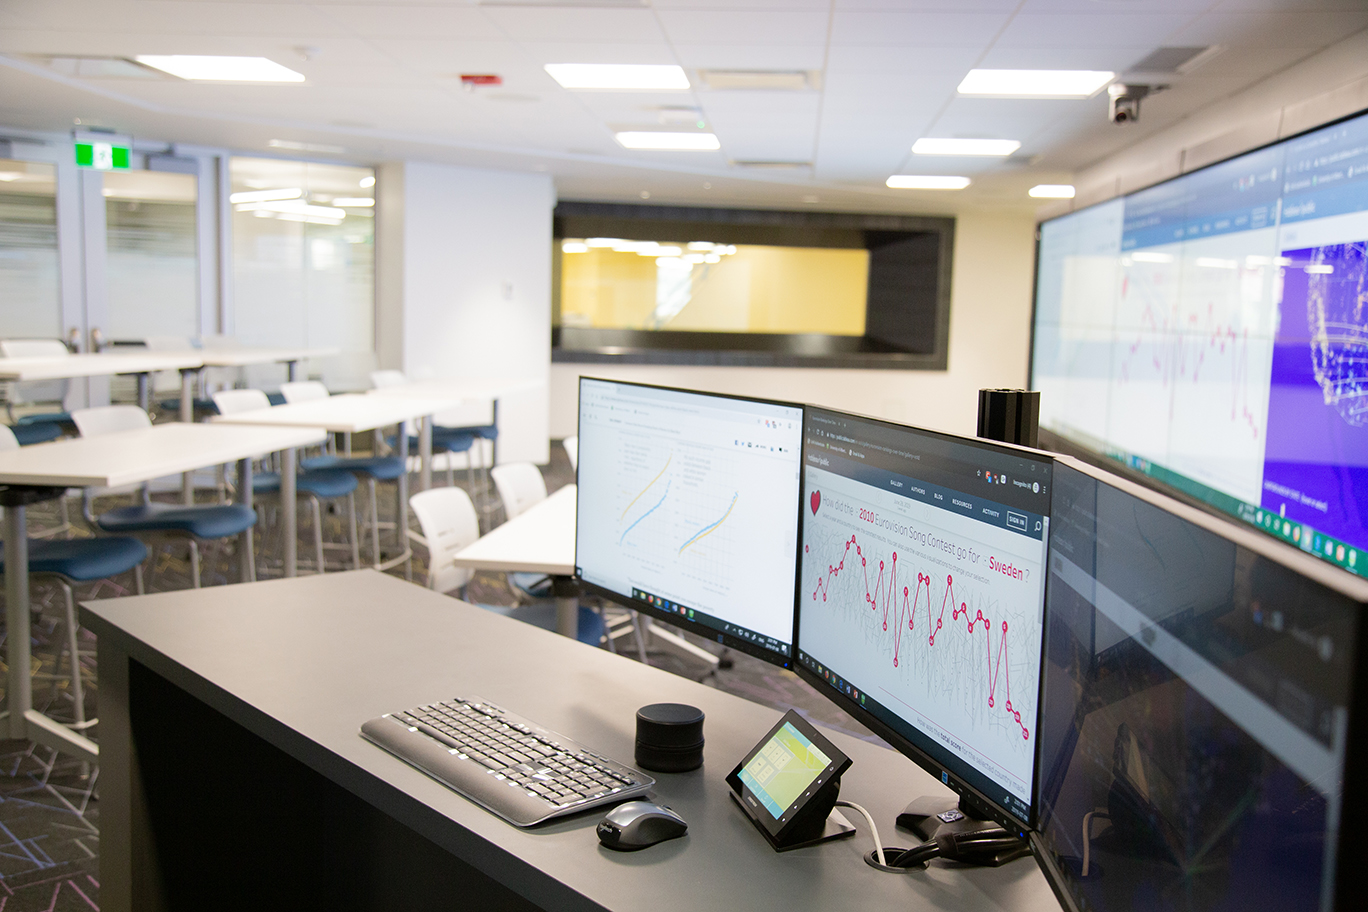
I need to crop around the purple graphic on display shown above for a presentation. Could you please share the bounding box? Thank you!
[1262,241,1368,553]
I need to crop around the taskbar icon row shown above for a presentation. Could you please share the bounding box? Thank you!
[631,587,787,654]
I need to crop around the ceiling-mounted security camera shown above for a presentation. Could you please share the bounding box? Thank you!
[1107,83,1160,124]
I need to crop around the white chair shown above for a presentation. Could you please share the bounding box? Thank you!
[410,487,481,596]
[490,462,547,521]
[563,436,578,472]
[280,380,330,403]
[1,338,72,425]
[212,388,361,574]
[370,370,407,389]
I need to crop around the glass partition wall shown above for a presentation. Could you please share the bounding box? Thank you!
[0,159,61,339]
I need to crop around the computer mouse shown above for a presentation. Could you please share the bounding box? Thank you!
[596,801,688,851]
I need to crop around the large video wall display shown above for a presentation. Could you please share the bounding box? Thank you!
[1032,107,1368,576]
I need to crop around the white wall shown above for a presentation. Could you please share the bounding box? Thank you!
[1047,30,1368,217]
[549,208,1038,440]
[376,160,555,464]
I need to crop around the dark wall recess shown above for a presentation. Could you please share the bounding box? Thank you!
[552,202,954,370]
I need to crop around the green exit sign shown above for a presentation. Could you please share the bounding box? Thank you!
[75,141,129,170]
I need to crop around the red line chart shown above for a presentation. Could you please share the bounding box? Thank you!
[1117,275,1262,440]
[809,533,1029,741]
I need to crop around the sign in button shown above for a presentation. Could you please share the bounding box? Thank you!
[1006,511,1028,532]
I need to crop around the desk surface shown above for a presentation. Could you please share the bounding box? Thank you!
[452,484,576,575]
[198,346,339,367]
[0,351,205,380]
[0,423,326,488]
[81,570,1057,912]
[212,392,462,433]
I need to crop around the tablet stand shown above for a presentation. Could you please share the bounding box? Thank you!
[729,776,855,852]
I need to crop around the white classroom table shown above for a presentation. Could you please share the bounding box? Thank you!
[0,422,327,762]
[449,484,578,638]
[0,351,207,419]
[199,346,341,381]
[212,394,462,571]
[367,377,542,468]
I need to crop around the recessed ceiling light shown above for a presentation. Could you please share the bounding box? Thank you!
[545,64,689,90]
[957,69,1114,98]
[359,175,376,188]
[1029,184,1076,199]
[886,175,971,190]
[134,55,304,83]
[912,138,1020,157]
[616,132,721,151]
[332,198,375,207]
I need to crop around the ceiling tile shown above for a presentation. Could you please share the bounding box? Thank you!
[822,71,961,100]
[824,45,982,74]
[1171,11,1368,47]
[479,8,665,43]
[976,45,1157,70]
[928,97,1080,141]
[830,11,1010,46]
[515,42,679,65]
[317,5,506,41]
[2,1,349,37]
[672,43,827,70]
[654,0,831,9]
[365,39,532,74]
[655,10,831,45]
[993,12,1201,48]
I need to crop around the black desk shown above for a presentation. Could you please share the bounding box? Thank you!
[82,570,1059,912]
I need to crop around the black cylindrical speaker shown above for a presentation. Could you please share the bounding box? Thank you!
[977,389,1041,448]
[635,703,705,773]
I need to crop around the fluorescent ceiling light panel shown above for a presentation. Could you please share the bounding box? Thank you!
[134,55,304,83]
[912,138,1020,156]
[545,64,688,90]
[615,132,720,151]
[957,69,1113,97]
[331,198,374,207]
[886,175,971,190]
[1029,184,1076,199]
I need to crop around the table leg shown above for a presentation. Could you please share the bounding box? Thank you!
[282,447,297,578]
[398,425,411,580]
[552,575,579,640]
[287,359,300,382]
[238,457,255,583]
[136,373,149,413]
[491,398,500,467]
[181,369,195,504]
[5,508,32,740]
[419,415,433,492]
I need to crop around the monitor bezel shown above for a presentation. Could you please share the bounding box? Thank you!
[792,404,1056,834]
[573,376,806,669]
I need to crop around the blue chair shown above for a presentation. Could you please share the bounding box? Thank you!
[0,535,148,732]
[71,406,258,588]
[10,422,64,445]
[213,389,362,574]
[281,381,406,567]
[1,338,75,430]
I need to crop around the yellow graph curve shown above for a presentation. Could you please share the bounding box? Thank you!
[620,453,672,521]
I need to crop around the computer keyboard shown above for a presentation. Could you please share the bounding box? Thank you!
[360,696,655,827]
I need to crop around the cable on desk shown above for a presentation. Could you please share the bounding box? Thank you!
[834,800,885,867]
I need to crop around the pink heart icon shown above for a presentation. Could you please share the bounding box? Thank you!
[810,490,821,515]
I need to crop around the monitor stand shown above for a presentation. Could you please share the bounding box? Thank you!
[895,796,1030,866]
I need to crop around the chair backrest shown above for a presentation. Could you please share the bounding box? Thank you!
[410,487,480,594]
[2,339,71,409]
[72,405,152,437]
[490,463,547,521]
[370,370,407,389]
[1,339,70,359]
[0,426,19,452]
[280,380,330,404]
[563,436,578,471]
[212,388,273,415]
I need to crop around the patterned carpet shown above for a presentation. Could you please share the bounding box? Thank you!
[0,439,876,910]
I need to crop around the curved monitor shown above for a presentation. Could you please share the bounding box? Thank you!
[1030,105,1368,578]
[794,406,1054,831]
[1033,455,1368,912]
[574,377,804,666]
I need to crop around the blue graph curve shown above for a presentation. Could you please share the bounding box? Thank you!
[678,492,738,554]
[620,480,670,545]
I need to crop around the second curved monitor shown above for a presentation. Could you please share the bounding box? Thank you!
[794,406,1054,830]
